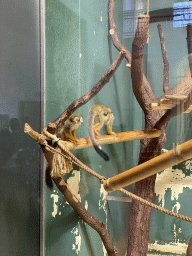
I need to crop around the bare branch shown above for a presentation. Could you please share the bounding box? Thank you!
[24,123,118,255]
[166,68,192,96]
[131,14,157,114]
[108,0,132,64]
[52,177,119,256]
[187,24,192,76]
[157,24,169,93]
[47,51,125,134]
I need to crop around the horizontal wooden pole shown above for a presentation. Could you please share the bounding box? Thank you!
[165,95,187,100]
[69,129,161,151]
[24,124,161,151]
[103,139,192,192]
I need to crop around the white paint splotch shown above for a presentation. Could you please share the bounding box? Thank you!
[155,165,192,208]
[151,149,192,253]
[148,241,187,254]
[67,170,81,202]
[50,170,81,217]
[99,184,108,213]
[51,191,59,218]
[71,227,81,254]
[99,184,108,256]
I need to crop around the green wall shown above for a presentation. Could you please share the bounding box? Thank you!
[45,0,136,255]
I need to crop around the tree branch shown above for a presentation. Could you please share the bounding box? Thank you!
[47,50,125,133]
[157,24,169,93]
[131,14,157,114]
[52,177,119,256]
[24,123,118,255]
[108,0,132,64]
[187,24,192,77]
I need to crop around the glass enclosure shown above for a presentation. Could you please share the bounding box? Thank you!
[1,0,192,255]
[45,0,192,255]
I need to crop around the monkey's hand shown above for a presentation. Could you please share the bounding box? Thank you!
[107,126,115,135]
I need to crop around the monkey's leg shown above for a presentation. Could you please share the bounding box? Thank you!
[71,130,79,144]
[64,131,77,143]
[94,123,103,136]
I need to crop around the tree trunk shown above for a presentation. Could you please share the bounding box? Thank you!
[126,115,167,255]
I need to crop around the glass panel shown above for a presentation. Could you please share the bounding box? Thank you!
[0,1,41,255]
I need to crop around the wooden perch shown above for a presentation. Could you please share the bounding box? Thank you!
[103,138,192,192]
[25,122,119,255]
[24,123,161,151]
[151,94,192,113]
[68,129,161,150]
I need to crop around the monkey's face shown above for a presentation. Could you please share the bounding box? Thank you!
[103,110,114,125]
[69,113,83,130]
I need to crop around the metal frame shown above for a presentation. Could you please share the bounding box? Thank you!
[39,0,46,255]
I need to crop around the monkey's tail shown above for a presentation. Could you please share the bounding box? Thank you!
[88,110,110,161]
[93,145,110,161]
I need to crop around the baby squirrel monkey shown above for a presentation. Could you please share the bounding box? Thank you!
[57,113,83,144]
[46,113,83,188]
[88,104,115,161]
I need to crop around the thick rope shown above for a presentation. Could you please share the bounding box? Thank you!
[42,128,192,223]
[42,128,106,182]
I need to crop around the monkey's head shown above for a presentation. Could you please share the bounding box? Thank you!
[102,108,115,125]
[69,113,83,130]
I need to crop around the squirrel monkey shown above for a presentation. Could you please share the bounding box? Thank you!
[57,113,83,144]
[88,104,115,161]
[46,113,83,188]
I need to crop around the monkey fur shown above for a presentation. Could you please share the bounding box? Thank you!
[46,113,83,188]
[57,113,83,144]
[88,104,115,161]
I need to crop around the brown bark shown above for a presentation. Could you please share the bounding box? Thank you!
[126,121,167,255]
[157,24,169,93]
[125,12,192,256]
[187,24,192,76]
[108,0,132,64]
[24,124,119,256]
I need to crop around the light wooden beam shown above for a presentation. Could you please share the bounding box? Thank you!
[68,129,161,151]
[103,139,192,192]
[150,95,192,113]
[24,123,161,151]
